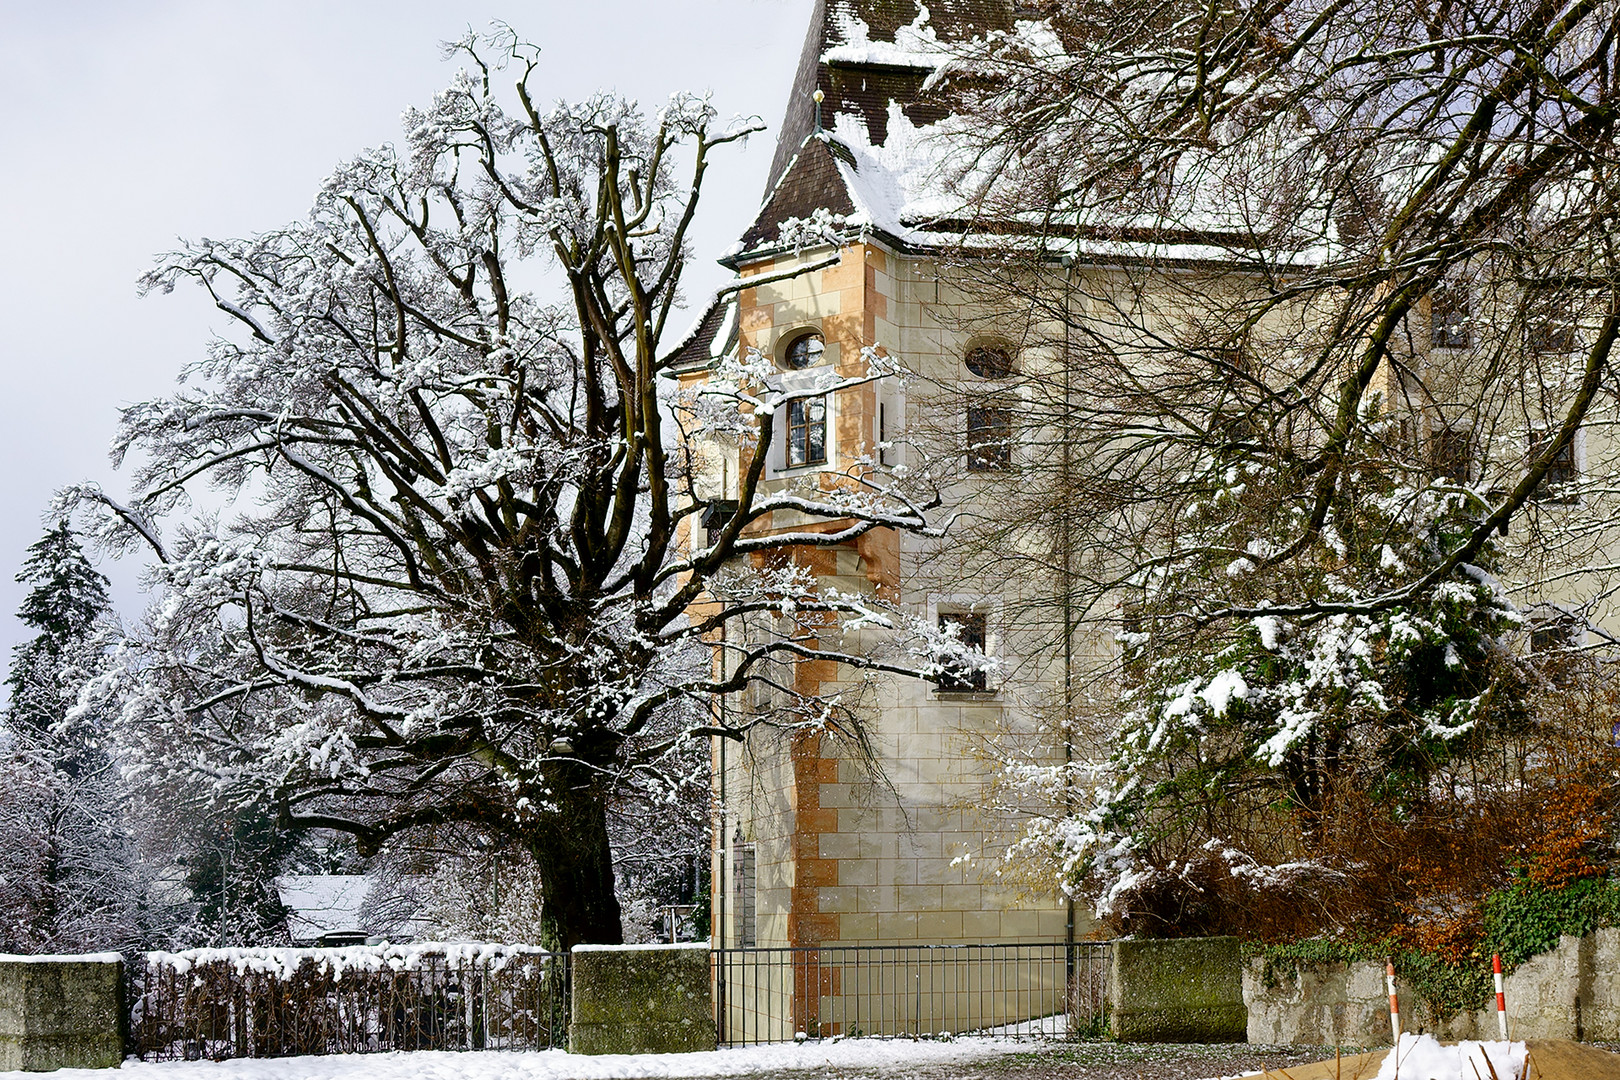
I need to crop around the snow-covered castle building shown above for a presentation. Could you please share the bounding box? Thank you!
[671,0,1084,1031]
[666,0,1620,1045]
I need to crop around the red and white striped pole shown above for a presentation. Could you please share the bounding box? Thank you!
[1387,961,1401,1044]
[1493,954,1508,1038]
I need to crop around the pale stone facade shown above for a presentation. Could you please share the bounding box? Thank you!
[679,0,1620,1042]
[693,239,1075,955]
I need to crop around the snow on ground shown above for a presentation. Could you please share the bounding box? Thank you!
[1374,1033,1527,1080]
[0,1038,1025,1080]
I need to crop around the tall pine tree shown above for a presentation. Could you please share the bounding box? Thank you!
[7,522,113,771]
[0,521,139,951]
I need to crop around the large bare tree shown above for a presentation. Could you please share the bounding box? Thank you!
[66,29,944,948]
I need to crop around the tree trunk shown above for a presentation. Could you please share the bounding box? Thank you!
[528,769,623,951]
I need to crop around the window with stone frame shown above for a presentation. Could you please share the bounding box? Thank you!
[1429,426,1476,483]
[1528,428,1579,504]
[1431,283,1472,348]
[785,395,827,467]
[965,342,1014,379]
[937,611,989,693]
[1527,319,1577,354]
[1531,615,1581,654]
[1531,611,1585,686]
[783,330,824,369]
[1119,600,1147,688]
[1211,343,1256,444]
[702,500,738,548]
[966,404,1013,471]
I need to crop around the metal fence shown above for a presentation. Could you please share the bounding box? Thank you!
[712,942,1111,1046]
[126,940,1107,1058]
[128,946,570,1061]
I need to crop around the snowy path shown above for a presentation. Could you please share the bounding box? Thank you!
[0,1040,1343,1080]
[0,1038,1021,1080]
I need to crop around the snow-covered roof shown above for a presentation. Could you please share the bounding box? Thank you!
[277,874,371,943]
[761,1,1016,204]
[733,0,1311,271]
[664,290,740,372]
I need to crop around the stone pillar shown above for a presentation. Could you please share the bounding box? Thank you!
[1110,936,1247,1042]
[569,943,716,1054]
[0,954,125,1071]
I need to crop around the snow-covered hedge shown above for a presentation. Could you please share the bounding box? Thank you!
[143,941,562,982]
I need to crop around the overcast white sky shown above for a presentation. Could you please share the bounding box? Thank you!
[0,1,809,659]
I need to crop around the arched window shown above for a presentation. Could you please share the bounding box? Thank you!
[784,331,825,369]
[965,343,1013,378]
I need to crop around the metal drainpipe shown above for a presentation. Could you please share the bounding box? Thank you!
[716,458,730,955]
[1061,254,1078,966]
[715,601,728,1040]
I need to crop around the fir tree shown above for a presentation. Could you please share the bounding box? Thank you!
[7,521,113,772]
[181,805,297,946]
[0,521,138,951]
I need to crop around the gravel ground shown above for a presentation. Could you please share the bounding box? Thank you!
[737,1041,1368,1080]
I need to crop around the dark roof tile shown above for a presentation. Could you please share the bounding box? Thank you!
[665,293,738,371]
[764,0,1012,199]
[736,136,860,257]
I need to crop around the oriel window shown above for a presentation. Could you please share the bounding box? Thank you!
[786,395,827,467]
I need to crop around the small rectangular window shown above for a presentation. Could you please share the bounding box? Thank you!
[1531,615,1581,654]
[1432,285,1471,349]
[966,406,1013,471]
[1119,602,1147,688]
[938,612,988,693]
[1212,345,1250,375]
[733,842,757,947]
[701,500,738,548]
[1430,427,1475,483]
[786,396,827,467]
[1527,320,1577,354]
[1529,429,1578,502]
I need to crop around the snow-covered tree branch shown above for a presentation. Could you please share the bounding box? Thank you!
[63,27,944,949]
[925,0,1620,935]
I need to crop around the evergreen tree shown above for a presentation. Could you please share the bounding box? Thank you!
[0,521,139,951]
[180,805,297,946]
[7,522,113,775]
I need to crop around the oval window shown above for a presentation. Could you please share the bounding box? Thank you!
[784,332,825,369]
[965,344,1013,378]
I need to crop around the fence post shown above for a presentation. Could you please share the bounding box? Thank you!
[0,953,125,1071]
[1109,937,1247,1042]
[569,943,716,1054]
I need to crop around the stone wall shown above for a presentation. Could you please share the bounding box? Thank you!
[0,953,124,1072]
[1244,957,1420,1045]
[1111,936,1248,1042]
[569,943,716,1055]
[1245,928,1620,1044]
